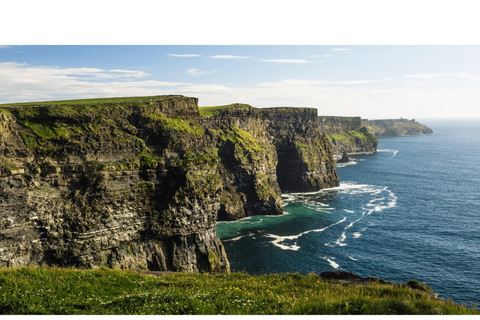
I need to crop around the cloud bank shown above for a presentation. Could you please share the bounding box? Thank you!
[2,62,480,119]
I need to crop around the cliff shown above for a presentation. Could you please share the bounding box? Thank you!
[0,96,338,272]
[318,116,377,159]
[362,118,433,137]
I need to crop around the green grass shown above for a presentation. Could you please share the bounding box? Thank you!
[327,129,377,144]
[0,267,477,315]
[198,103,252,117]
[0,95,184,107]
[147,112,204,136]
[215,127,263,153]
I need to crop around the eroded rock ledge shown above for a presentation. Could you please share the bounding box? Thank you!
[0,96,338,272]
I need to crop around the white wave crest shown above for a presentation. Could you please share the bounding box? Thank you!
[223,231,255,242]
[336,161,358,168]
[377,149,399,159]
[334,232,347,247]
[348,256,359,261]
[324,257,339,269]
[265,217,347,251]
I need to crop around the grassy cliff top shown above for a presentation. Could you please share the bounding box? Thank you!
[198,103,253,117]
[0,95,190,107]
[0,267,476,315]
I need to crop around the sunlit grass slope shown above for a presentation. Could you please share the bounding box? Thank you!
[0,267,477,315]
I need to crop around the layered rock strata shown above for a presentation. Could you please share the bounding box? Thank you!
[0,97,229,272]
[0,96,339,272]
[318,116,378,159]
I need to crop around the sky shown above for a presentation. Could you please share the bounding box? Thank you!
[2,45,480,119]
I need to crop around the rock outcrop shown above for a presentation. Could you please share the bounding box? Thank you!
[362,118,433,137]
[0,96,339,272]
[318,116,377,159]
[202,105,338,196]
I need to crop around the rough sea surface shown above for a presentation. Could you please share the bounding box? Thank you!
[216,119,480,307]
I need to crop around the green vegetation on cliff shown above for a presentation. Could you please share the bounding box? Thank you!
[0,95,183,107]
[327,129,377,145]
[0,267,476,315]
[199,103,252,117]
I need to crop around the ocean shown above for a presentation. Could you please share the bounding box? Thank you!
[216,119,480,307]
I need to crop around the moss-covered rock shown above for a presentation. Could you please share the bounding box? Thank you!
[318,116,378,159]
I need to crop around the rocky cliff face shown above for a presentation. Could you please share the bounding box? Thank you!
[0,97,229,272]
[318,116,377,159]
[362,118,433,137]
[0,96,339,272]
[201,104,338,219]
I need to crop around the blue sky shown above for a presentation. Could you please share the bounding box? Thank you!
[2,45,480,119]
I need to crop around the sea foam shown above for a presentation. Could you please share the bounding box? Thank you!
[264,217,347,251]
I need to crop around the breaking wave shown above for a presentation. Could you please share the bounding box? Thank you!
[378,149,399,159]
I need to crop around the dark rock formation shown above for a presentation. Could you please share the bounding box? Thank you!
[362,118,433,137]
[318,116,377,159]
[202,105,339,197]
[0,96,339,272]
[338,151,350,163]
[0,96,229,272]
[320,271,392,284]
[320,271,437,298]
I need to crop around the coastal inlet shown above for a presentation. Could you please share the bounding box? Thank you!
[217,122,480,307]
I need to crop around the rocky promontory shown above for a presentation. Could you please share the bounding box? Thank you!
[362,118,433,137]
[318,116,378,159]
[0,96,339,273]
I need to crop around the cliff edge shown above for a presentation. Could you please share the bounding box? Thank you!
[0,96,339,272]
[318,116,378,159]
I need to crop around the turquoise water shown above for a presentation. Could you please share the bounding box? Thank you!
[216,119,480,306]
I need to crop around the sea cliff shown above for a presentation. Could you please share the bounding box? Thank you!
[318,116,378,159]
[362,118,433,137]
[0,96,338,272]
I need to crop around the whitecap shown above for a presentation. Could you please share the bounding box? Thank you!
[348,256,359,261]
[334,232,347,247]
[224,231,256,242]
[346,217,363,230]
[324,257,340,269]
[344,209,355,213]
[336,161,358,168]
[265,217,347,251]
[377,149,399,159]
[352,232,362,238]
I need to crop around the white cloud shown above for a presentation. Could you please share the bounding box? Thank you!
[0,62,194,103]
[0,45,12,49]
[2,62,480,119]
[185,68,217,76]
[207,55,252,59]
[312,54,333,58]
[330,48,351,51]
[260,59,309,64]
[404,72,472,80]
[167,54,201,57]
[257,78,394,87]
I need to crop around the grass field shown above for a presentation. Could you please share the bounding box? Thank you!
[0,95,182,107]
[0,267,477,315]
